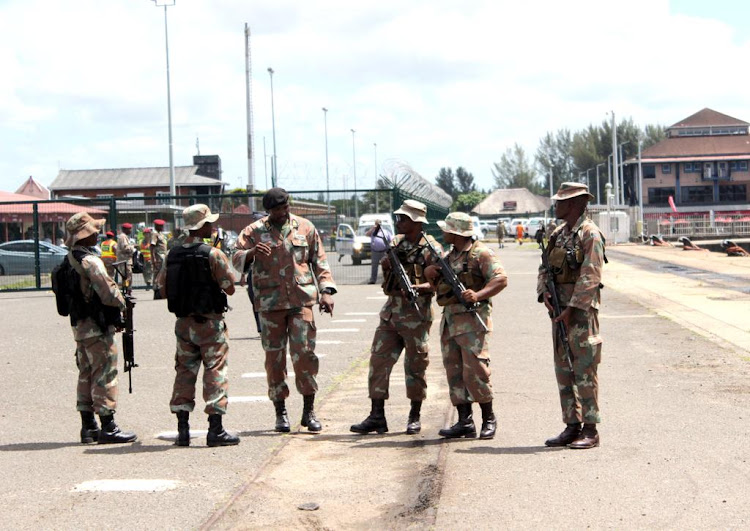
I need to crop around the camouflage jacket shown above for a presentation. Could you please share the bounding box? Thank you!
[536,213,604,312]
[155,236,236,319]
[441,240,507,335]
[233,214,336,312]
[150,231,168,257]
[116,233,135,261]
[379,233,442,323]
[70,245,127,341]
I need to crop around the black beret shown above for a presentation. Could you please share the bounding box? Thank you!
[262,187,289,210]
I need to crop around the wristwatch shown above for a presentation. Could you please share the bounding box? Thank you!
[321,287,336,295]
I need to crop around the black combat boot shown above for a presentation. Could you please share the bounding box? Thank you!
[438,403,476,439]
[544,423,582,447]
[568,423,599,450]
[80,411,100,444]
[300,395,322,432]
[274,400,290,433]
[479,401,496,439]
[97,415,138,444]
[207,414,240,447]
[175,411,190,447]
[406,400,422,435]
[350,399,388,434]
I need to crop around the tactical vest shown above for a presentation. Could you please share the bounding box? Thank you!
[67,249,123,330]
[436,242,485,306]
[166,244,228,317]
[100,239,116,260]
[546,223,606,284]
[383,237,429,297]
[139,240,151,260]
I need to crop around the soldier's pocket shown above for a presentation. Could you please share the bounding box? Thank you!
[255,277,281,297]
[292,241,309,263]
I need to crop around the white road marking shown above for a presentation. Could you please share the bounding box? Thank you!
[316,340,342,345]
[156,430,209,441]
[366,296,388,300]
[346,312,379,316]
[243,372,295,378]
[228,396,269,403]
[331,319,366,323]
[72,480,181,493]
[317,328,360,333]
[600,314,654,319]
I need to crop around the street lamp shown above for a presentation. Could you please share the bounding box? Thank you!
[351,128,358,219]
[322,107,330,212]
[618,141,630,206]
[267,67,277,188]
[152,0,176,202]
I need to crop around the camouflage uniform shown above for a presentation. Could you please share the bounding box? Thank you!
[70,246,127,416]
[116,232,135,284]
[233,213,336,401]
[151,230,168,277]
[438,240,507,406]
[368,234,442,401]
[139,238,152,287]
[537,212,604,425]
[156,236,236,415]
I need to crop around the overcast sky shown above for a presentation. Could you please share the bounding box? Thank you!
[2,0,750,195]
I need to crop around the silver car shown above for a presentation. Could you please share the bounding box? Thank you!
[0,240,68,275]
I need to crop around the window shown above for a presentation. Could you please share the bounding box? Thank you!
[96,194,113,199]
[719,184,747,202]
[643,165,656,179]
[729,161,748,171]
[661,164,671,174]
[681,186,713,204]
[647,187,674,205]
[684,162,700,173]
[156,191,171,205]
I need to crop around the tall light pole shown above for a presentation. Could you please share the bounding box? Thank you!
[267,67,277,188]
[610,111,619,206]
[638,139,644,237]
[152,0,176,202]
[322,107,330,212]
[586,168,593,189]
[351,128,358,219]
[373,142,378,212]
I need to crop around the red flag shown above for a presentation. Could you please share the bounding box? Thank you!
[668,195,678,213]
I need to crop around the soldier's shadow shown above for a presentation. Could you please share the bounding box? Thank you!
[0,442,83,452]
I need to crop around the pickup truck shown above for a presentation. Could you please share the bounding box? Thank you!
[335,221,393,265]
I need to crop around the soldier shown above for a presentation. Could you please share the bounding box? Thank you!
[425,212,508,439]
[150,219,168,277]
[139,227,153,289]
[116,222,136,285]
[63,213,138,444]
[155,204,240,447]
[350,200,442,435]
[100,230,117,278]
[233,188,336,433]
[537,182,605,450]
[496,220,506,249]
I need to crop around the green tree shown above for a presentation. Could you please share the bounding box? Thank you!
[454,190,487,213]
[492,144,540,193]
[455,167,476,194]
[642,124,666,149]
[435,167,457,200]
[535,129,574,195]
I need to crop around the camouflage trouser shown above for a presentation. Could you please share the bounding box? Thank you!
[75,333,119,416]
[552,307,602,424]
[170,316,230,415]
[142,259,152,286]
[102,258,116,279]
[368,318,432,401]
[260,307,318,401]
[440,325,493,406]
[152,253,165,279]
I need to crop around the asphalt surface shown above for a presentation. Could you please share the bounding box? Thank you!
[0,242,748,529]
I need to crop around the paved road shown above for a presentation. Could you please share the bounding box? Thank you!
[0,243,748,529]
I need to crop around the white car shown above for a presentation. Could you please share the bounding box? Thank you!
[527,217,547,239]
[509,218,528,238]
[470,216,484,240]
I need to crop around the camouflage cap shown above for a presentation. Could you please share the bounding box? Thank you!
[394,199,428,223]
[182,203,219,231]
[552,182,594,201]
[437,212,474,237]
[65,212,105,247]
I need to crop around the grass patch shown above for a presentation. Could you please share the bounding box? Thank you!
[741,356,750,362]
[0,279,38,290]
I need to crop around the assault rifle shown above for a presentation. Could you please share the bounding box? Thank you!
[421,232,488,332]
[112,260,138,393]
[375,226,422,318]
[536,232,574,372]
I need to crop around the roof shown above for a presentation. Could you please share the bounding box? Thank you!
[0,190,107,216]
[633,135,750,162]
[49,166,225,191]
[669,108,749,129]
[15,176,50,200]
[471,188,551,216]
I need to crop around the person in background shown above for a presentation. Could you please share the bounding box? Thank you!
[116,223,135,284]
[100,231,117,278]
[150,219,168,277]
[496,220,506,249]
[365,219,392,284]
[516,222,525,245]
[139,228,153,289]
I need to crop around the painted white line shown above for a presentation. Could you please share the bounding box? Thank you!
[243,372,295,378]
[316,340,342,345]
[366,296,388,300]
[72,480,181,493]
[331,319,366,323]
[228,396,269,403]
[156,430,209,441]
[317,328,360,333]
[346,312,379,316]
[600,314,654,319]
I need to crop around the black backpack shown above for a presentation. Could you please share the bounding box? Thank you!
[51,255,80,317]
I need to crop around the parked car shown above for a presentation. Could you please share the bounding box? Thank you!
[509,218,528,238]
[335,223,371,265]
[0,240,68,275]
[527,217,547,239]
[479,219,497,236]
[470,216,484,240]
